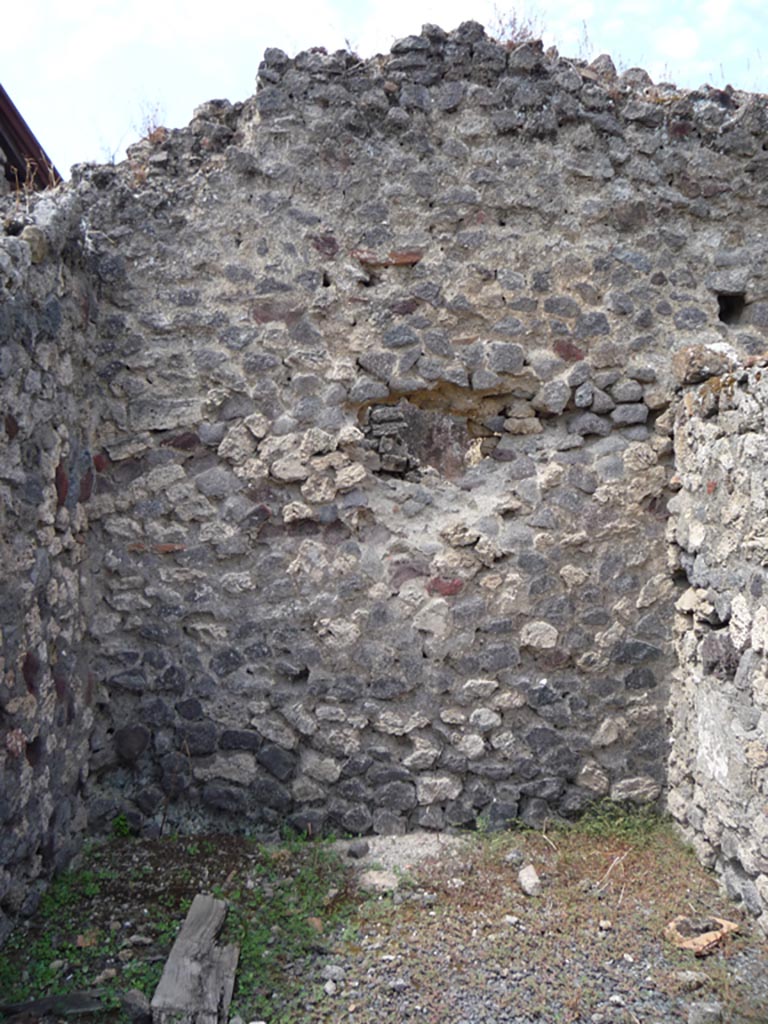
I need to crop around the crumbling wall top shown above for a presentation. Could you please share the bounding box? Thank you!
[253,21,767,156]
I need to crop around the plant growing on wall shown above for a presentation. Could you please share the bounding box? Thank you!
[488,4,544,47]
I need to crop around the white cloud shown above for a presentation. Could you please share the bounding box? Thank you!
[653,23,701,61]
[700,0,732,27]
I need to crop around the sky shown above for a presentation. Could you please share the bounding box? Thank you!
[2,1,766,180]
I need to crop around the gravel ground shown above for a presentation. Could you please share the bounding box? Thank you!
[301,830,768,1024]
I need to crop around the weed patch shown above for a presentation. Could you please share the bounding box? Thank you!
[0,833,356,1022]
[567,799,669,845]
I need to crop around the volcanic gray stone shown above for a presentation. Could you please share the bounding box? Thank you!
[610,378,643,402]
[610,403,649,425]
[202,783,247,813]
[568,413,612,436]
[590,387,616,413]
[257,744,297,782]
[532,380,571,415]
[194,466,242,498]
[121,989,152,1024]
[574,382,593,407]
[374,782,418,811]
[219,729,261,751]
[575,312,610,337]
[178,722,218,756]
[347,839,370,859]
[115,725,151,763]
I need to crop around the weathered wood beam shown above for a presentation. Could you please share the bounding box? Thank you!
[151,894,239,1024]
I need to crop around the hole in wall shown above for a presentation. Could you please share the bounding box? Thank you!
[717,292,746,324]
[646,495,669,519]
[25,736,44,768]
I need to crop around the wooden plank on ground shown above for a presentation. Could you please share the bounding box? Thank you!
[151,893,239,1024]
[206,944,240,1020]
[0,991,106,1018]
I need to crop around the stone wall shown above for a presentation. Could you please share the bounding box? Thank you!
[2,22,768,933]
[669,359,768,934]
[0,194,99,940]
[75,27,690,841]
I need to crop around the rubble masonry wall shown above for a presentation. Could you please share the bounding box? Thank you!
[2,22,768,935]
[670,366,768,934]
[0,194,99,940]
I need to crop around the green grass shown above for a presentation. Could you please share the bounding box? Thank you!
[0,832,357,1023]
[223,836,355,1021]
[0,876,126,1003]
[0,847,189,1010]
[111,813,132,838]
[567,798,668,845]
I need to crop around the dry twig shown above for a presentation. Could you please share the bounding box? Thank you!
[595,851,629,892]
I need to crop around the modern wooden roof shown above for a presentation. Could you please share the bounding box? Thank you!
[0,83,62,190]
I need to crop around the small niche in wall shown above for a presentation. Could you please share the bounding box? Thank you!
[25,735,44,768]
[717,293,746,324]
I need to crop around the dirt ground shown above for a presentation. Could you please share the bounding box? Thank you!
[1,818,767,1024]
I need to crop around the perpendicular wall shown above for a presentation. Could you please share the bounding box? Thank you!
[669,363,768,935]
[2,22,768,934]
[0,193,99,940]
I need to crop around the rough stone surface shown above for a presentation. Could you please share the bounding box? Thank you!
[3,22,768,931]
[518,864,542,896]
[0,189,96,941]
[669,367,768,934]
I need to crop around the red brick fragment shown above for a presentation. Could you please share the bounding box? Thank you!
[93,450,110,472]
[311,233,339,258]
[427,576,464,597]
[251,300,303,326]
[127,542,186,554]
[79,468,94,502]
[160,431,199,450]
[553,339,585,362]
[55,463,69,506]
[388,250,424,266]
[4,413,18,439]
[22,652,40,693]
